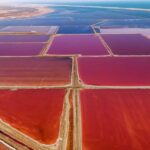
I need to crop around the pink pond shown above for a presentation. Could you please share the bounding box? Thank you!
[0,35,50,42]
[101,34,150,55]
[0,57,72,86]
[78,57,150,86]
[48,34,108,55]
[80,89,150,150]
[0,43,44,56]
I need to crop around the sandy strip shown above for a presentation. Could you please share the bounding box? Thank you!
[0,5,55,19]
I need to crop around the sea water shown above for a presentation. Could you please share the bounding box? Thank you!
[0,1,150,30]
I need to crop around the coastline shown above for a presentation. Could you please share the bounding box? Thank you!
[0,5,55,19]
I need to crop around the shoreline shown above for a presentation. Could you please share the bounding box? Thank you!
[0,5,55,20]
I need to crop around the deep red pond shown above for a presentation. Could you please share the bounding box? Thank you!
[80,89,150,150]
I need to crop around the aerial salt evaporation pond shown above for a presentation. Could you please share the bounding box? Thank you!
[0,1,150,149]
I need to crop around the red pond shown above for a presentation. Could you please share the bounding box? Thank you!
[78,57,150,86]
[0,89,66,144]
[80,89,150,150]
[0,57,72,86]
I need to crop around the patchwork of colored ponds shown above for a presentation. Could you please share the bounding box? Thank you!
[0,26,150,150]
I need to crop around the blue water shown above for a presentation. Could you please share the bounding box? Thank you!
[59,1,150,9]
[0,1,150,33]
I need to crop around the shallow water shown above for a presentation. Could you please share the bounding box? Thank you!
[0,2,150,32]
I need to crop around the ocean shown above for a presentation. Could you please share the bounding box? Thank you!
[0,1,150,29]
[61,1,150,9]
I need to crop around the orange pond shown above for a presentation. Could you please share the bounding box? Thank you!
[80,89,150,150]
[0,57,72,86]
[78,57,150,86]
[0,89,66,144]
